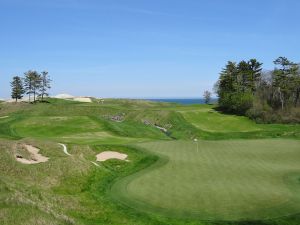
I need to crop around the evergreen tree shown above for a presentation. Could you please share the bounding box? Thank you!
[248,59,263,92]
[216,59,262,114]
[39,71,51,101]
[215,57,300,122]
[272,57,298,109]
[24,70,41,102]
[292,65,300,107]
[10,76,25,102]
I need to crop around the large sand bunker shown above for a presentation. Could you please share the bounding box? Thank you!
[96,151,128,162]
[15,145,49,164]
[54,94,92,103]
[73,97,92,103]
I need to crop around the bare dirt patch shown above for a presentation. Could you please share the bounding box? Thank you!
[96,151,128,162]
[15,144,49,164]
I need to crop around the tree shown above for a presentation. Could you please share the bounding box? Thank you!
[272,57,298,109]
[24,70,41,102]
[248,59,263,92]
[215,57,300,123]
[290,64,300,107]
[11,76,25,102]
[216,59,262,114]
[203,90,211,104]
[39,71,51,101]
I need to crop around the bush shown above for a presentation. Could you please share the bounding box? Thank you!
[246,105,300,124]
[219,92,253,115]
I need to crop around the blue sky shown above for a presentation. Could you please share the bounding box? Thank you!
[1,0,300,98]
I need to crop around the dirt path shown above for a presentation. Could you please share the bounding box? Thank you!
[16,145,49,164]
[58,143,71,156]
[90,161,100,167]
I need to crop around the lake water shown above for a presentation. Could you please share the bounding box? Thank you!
[146,98,217,105]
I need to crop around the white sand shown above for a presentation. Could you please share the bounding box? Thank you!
[53,94,92,103]
[58,143,71,156]
[73,97,92,103]
[155,125,167,133]
[16,145,49,164]
[54,93,74,99]
[91,161,100,167]
[96,151,128,162]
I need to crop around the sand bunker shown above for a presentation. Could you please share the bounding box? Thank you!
[53,94,92,103]
[54,93,75,99]
[73,97,92,103]
[15,145,49,164]
[96,151,128,162]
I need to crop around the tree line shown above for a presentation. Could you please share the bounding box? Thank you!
[215,57,300,123]
[11,70,51,102]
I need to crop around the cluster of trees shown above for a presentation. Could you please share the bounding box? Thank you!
[11,70,51,102]
[215,57,300,123]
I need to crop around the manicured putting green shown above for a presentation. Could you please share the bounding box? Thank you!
[112,139,300,221]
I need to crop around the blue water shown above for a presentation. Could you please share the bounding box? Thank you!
[146,98,217,105]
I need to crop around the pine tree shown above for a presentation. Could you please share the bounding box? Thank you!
[24,70,41,102]
[39,71,51,101]
[216,59,262,114]
[272,57,297,109]
[11,76,25,102]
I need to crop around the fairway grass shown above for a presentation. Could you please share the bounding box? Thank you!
[111,139,300,221]
[12,116,104,137]
[181,109,261,132]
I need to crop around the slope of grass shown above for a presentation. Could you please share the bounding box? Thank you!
[0,139,166,225]
[182,109,261,132]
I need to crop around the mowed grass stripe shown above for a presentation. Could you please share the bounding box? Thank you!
[111,139,300,221]
[181,110,261,132]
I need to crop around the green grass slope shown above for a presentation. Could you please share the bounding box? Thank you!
[181,108,261,132]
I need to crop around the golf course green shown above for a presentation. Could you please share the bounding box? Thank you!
[113,140,300,221]
[1,98,300,225]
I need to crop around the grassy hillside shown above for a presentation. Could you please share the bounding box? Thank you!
[1,98,300,225]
